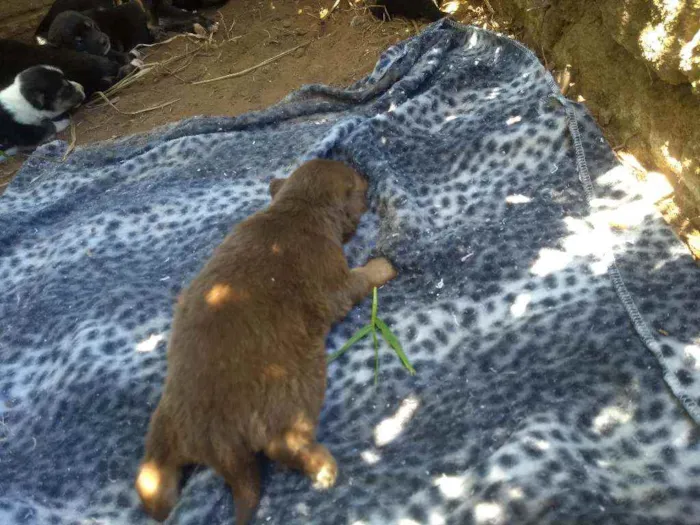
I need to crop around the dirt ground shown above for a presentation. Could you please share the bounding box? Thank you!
[0,0,505,189]
[0,0,698,258]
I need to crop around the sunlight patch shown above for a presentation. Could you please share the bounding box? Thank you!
[530,248,572,276]
[660,143,683,173]
[508,487,524,499]
[604,200,653,230]
[641,171,673,200]
[136,333,165,353]
[505,194,530,204]
[136,462,161,498]
[505,115,522,126]
[684,345,700,369]
[680,30,700,73]
[487,465,508,483]
[593,405,632,434]
[434,474,465,499]
[510,293,531,318]
[530,215,618,277]
[524,436,550,450]
[205,284,249,307]
[594,165,629,188]
[475,502,503,524]
[639,0,685,63]
[375,396,419,447]
[639,23,668,62]
[361,449,381,465]
[673,425,695,447]
[429,511,447,525]
[443,1,460,14]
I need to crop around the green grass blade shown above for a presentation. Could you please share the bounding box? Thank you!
[327,324,373,362]
[373,323,379,385]
[371,287,378,325]
[375,318,416,375]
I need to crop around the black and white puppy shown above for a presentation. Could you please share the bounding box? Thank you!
[0,66,85,155]
[0,39,124,97]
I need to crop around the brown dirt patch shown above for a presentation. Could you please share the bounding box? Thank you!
[0,0,504,191]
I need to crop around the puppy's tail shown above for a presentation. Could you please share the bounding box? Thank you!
[135,405,183,522]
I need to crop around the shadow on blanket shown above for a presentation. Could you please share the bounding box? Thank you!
[1,19,700,525]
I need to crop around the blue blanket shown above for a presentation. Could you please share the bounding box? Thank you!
[2,19,700,525]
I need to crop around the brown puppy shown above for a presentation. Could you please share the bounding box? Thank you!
[135,159,397,524]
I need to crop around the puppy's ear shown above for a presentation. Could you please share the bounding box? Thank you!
[269,178,285,198]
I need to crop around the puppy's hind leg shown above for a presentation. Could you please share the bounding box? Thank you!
[135,405,186,522]
[214,451,261,525]
[264,430,338,490]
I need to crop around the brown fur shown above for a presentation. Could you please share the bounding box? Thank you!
[135,159,397,524]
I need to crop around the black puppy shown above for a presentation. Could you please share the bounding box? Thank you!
[36,0,216,40]
[171,0,228,9]
[36,0,112,41]
[142,0,218,33]
[47,11,112,56]
[0,39,126,96]
[47,5,152,62]
[0,66,85,155]
[369,0,444,21]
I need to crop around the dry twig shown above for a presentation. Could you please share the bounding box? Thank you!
[134,32,209,52]
[61,121,77,161]
[94,92,180,115]
[192,39,313,85]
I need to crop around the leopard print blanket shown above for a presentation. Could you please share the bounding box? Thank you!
[1,20,700,525]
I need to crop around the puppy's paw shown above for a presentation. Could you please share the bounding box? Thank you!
[149,27,168,42]
[195,15,218,33]
[1,146,18,159]
[117,63,137,80]
[312,459,337,490]
[363,257,397,288]
[53,118,70,133]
